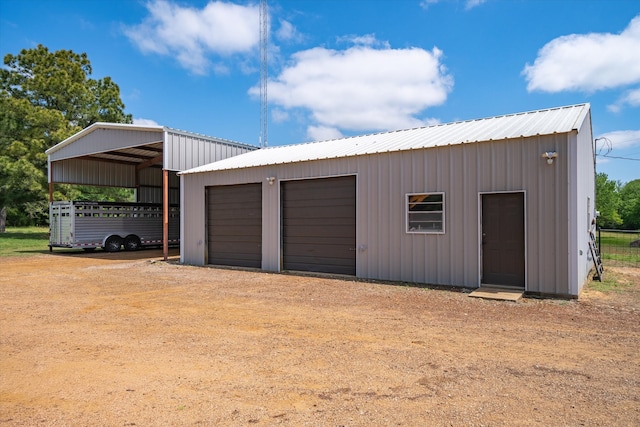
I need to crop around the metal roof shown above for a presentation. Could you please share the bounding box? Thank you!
[46,122,255,168]
[180,103,591,175]
[46,122,163,156]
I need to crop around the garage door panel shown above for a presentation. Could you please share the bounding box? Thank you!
[208,210,261,220]
[283,205,354,218]
[284,218,355,228]
[284,257,355,275]
[286,186,356,201]
[283,242,354,255]
[282,176,356,275]
[211,254,261,267]
[209,218,262,231]
[210,241,260,253]
[284,228,355,240]
[209,207,260,216]
[284,197,354,208]
[208,227,262,238]
[207,183,262,268]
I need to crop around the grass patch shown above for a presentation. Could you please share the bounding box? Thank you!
[0,227,50,257]
[598,230,640,267]
[598,230,640,246]
[587,269,635,293]
[602,252,640,264]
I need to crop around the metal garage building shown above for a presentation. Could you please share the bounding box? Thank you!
[46,122,256,258]
[179,104,596,298]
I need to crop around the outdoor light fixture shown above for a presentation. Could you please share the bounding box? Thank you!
[266,176,276,185]
[542,151,558,165]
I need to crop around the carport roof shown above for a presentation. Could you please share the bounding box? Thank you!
[45,122,164,155]
[46,122,252,168]
[180,103,591,175]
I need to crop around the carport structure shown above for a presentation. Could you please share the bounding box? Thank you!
[46,122,256,259]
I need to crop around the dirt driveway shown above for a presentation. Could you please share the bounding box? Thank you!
[1,251,639,426]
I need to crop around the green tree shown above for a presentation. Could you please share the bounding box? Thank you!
[1,45,131,127]
[595,172,622,229]
[619,179,640,230]
[0,45,132,227]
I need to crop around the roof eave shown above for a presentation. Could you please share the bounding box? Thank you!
[45,122,164,155]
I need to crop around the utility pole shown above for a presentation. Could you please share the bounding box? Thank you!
[259,0,268,148]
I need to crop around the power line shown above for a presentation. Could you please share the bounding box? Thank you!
[594,137,640,160]
[596,154,640,161]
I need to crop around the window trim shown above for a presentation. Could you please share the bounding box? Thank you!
[406,192,445,234]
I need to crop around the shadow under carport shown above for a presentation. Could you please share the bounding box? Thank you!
[46,247,180,261]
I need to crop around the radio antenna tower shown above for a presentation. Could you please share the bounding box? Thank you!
[259,0,268,148]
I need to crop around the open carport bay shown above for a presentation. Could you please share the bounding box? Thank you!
[0,251,639,425]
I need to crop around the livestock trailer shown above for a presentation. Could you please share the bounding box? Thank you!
[49,201,179,252]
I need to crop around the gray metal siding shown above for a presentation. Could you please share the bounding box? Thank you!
[50,158,136,187]
[571,111,596,294]
[137,169,179,204]
[164,130,256,172]
[181,134,573,294]
[49,129,163,161]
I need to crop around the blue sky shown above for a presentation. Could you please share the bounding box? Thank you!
[1,0,639,183]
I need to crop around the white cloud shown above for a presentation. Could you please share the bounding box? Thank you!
[271,108,289,123]
[337,34,387,48]
[523,15,640,93]
[124,0,259,75]
[275,19,301,43]
[133,117,160,126]
[608,87,640,112]
[596,130,640,150]
[251,44,453,133]
[464,0,487,10]
[306,125,344,141]
[422,117,442,127]
[419,0,441,9]
[420,0,487,10]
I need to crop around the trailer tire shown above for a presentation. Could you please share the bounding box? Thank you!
[104,235,123,252]
[124,235,142,251]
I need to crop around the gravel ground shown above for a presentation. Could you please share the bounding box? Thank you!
[1,250,639,426]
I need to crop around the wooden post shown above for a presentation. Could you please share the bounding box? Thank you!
[163,169,169,261]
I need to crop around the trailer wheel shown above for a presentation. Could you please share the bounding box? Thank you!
[104,235,123,252]
[124,235,142,251]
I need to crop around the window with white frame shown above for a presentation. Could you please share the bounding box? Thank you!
[406,192,445,233]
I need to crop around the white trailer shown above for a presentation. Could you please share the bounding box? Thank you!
[49,201,179,252]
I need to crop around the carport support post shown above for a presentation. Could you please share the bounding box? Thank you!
[163,169,169,261]
[48,161,54,202]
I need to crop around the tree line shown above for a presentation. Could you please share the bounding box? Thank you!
[596,173,640,230]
